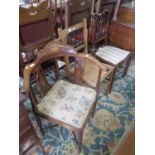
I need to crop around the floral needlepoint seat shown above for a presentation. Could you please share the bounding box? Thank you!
[37,80,96,128]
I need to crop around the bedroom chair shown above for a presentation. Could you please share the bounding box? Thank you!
[23,46,110,152]
[19,0,54,75]
[58,18,115,93]
[89,0,116,51]
[89,9,110,51]
[93,20,132,77]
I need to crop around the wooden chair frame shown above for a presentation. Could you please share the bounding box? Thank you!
[58,18,88,53]
[57,18,115,93]
[23,45,110,152]
[51,0,65,29]
[89,9,110,51]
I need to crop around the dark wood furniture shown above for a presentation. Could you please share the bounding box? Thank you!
[109,21,135,51]
[23,44,113,152]
[109,1,135,51]
[65,0,92,28]
[19,0,54,75]
[52,0,65,29]
[89,9,110,51]
[57,18,115,93]
[92,0,134,77]
[19,92,45,155]
[89,0,116,51]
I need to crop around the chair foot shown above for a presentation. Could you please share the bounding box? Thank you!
[122,55,132,77]
[72,131,83,153]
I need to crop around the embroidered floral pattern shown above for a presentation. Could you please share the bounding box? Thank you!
[37,80,96,128]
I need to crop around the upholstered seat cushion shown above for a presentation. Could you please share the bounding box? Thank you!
[37,80,97,128]
[96,46,130,65]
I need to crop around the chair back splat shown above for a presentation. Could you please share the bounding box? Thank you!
[23,44,109,152]
[56,18,114,93]
[58,18,88,53]
[89,10,110,51]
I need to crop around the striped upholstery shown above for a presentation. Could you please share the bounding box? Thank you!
[96,46,130,65]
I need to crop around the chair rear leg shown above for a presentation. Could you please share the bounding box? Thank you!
[73,131,83,153]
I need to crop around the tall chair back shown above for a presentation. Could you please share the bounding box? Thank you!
[58,18,88,53]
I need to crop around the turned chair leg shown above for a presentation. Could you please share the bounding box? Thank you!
[73,131,83,153]
[107,68,115,93]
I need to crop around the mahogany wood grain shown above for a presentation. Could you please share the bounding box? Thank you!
[109,20,135,51]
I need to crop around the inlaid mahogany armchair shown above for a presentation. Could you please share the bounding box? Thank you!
[19,0,54,75]
[57,18,115,93]
[23,45,111,152]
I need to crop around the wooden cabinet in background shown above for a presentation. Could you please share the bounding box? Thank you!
[109,21,135,51]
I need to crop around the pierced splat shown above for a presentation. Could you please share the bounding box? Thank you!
[90,10,110,50]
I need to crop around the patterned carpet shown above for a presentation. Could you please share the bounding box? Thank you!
[21,59,135,155]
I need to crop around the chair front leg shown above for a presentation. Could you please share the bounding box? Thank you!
[122,55,132,77]
[107,68,115,93]
[72,130,83,153]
